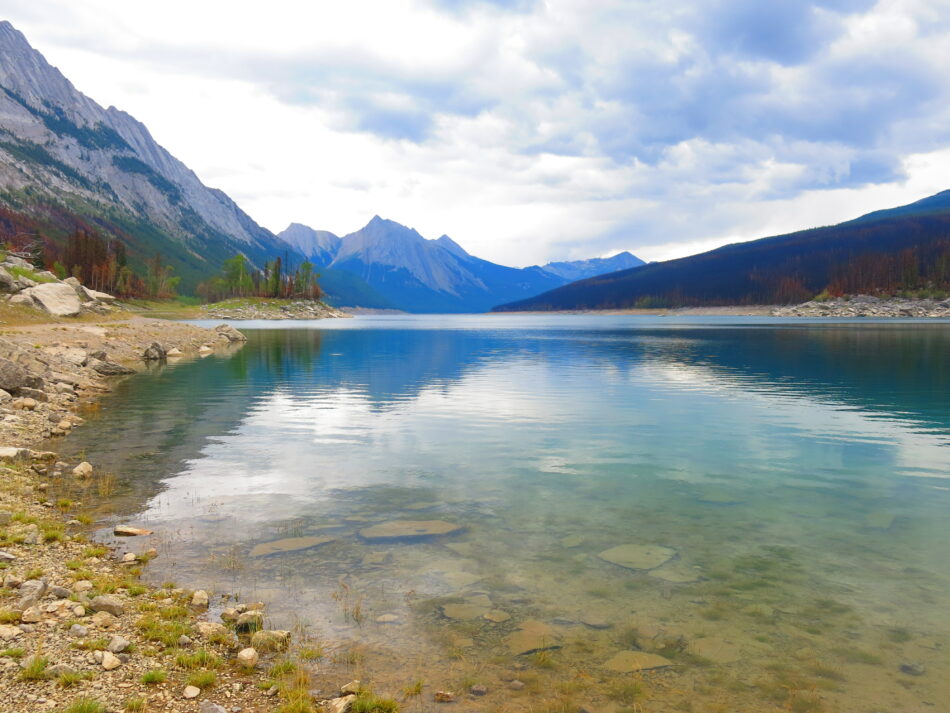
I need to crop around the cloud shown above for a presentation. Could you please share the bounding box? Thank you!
[4,0,950,266]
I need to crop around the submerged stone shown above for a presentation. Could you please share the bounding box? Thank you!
[649,562,701,583]
[506,620,561,655]
[442,602,489,620]
[689,637,742,664]
[249,536,335,558]
[603,650,674,672]
[560,534,586,548]
[359,520,462,540]
[484,609,511,623]
[598,544,676,571]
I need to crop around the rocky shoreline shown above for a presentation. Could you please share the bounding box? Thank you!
[0,316,366,713]
[772,295,950,318]
[197,300,349,321]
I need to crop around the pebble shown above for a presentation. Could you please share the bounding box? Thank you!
[101,650,122,670]
[470,684,488,696]
[900,661,926,676]
[509,681,525,691]
[184,685,201,699]
[236,647,259,668]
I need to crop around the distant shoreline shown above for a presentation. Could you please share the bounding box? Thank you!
[491,305,779,316]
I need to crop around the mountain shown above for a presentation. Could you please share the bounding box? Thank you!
[494,191,950,311]
[534,252,644,282]
[278,217,645,312]
[0,21,290,291]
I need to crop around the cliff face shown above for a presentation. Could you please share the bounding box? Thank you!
[0,21,291,288]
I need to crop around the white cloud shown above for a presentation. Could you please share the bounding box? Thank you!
[4,0,950,266]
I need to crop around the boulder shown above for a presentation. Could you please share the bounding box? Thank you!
[234,610,264,633]
[0,357,28,393]
[3,255,33,269]
[26,283,82,317]
[87,289,116,302]
[88,358,135,376]
[215,324,247,342]
[603,651,673,672]
[0,266,15,292]
[143,342,166,361]
[107,635,131,653]
[0,447,30,462]
[73,462,93,478]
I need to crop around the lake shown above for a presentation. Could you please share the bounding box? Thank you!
[60,315,950,712]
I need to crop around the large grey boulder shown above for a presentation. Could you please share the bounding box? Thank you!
[26,283,81,317]
[0,357,27,393]
[0,267,15,293]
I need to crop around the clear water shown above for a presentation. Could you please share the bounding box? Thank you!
[61,315,950,712]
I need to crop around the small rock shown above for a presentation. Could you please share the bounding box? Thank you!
[69,624,88,637]
[236,647,258,669]
[72,462,93,478]
[470,684,488,696]
[199,702,227,713]
[341,680,361,695]
[121,553,137,563]
[114,525,153,536]
[183,685,201,699]
[178,635,193,647]
[0,550,16,563]
[101,651,122,670]
[0,510,12,525]
[91,611,116,628]
[508,681,525,691]
[49,585,71,599]
[250,629,290,652]
[234,610,263,633]
[107,635,131,653]
[20,607,42,623]
[72,580,93,592]
[90,595,124,616]
[900,661,926,676]
[434,691,455,703]
[191,590,210,608]
[375,614,400,624]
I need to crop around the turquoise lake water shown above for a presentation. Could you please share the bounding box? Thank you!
[62,315,950,712]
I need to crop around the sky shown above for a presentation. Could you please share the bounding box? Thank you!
[3,0,950,266]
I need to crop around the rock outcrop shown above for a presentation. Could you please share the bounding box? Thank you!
[0,253,118,316]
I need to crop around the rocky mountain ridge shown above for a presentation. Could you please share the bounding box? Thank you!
[279,217,645,312]
[0,21,290,290]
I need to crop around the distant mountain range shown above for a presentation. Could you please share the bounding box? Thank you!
[495,190,950,311]
[279,219,643,312]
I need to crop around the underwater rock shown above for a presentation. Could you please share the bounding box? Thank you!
[442,602,489,620]
[484,609,511,623]
[560,534,586,548]
[598,543,676,570]
[649,562,701,583]
[506,620,562,655]
[603,650,674,672]
[249,535,335,558]
[689,637,742,664]
[359,520,462,541]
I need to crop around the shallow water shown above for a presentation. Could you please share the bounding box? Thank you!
[61,315,950,712]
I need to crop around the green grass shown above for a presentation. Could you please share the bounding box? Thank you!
[175,648,221,670]
[1,647,25,659]
[352,696,400,713]
[60,699,106,713]
[186,670,217,689]
[124,699,146,713]
[140,668,167,685]
[58,670,94,687]
[20,654,49,680]
[8,265,57,284]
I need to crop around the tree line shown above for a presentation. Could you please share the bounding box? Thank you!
[196,253,323,302]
